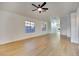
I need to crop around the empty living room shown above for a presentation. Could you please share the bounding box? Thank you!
[0,1,79,59]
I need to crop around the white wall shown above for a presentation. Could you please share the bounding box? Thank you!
[50,17,60,33]
[66,15,71,37]
[71,12,78,43]
[70,8,79,44]
[51,21,57,33]
[60,8,79,44]
[75,7,79,43]
[0,10,49,44]
[60,16,67,36]
[60,15,71,38]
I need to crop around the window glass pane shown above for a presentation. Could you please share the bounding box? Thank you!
[25,21,35,33]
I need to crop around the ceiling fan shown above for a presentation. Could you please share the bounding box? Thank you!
[32,2,48,13]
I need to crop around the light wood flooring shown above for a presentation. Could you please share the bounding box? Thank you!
[0,33,79,56]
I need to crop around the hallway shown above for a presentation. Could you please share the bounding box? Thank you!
[0,33,79,56]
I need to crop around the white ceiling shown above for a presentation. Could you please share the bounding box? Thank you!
[0,2,79,21]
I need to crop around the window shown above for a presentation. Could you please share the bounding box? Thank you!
[25,21,35,33]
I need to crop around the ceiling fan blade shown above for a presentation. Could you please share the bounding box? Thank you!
[40,2,46,8]
[42,8,48,10]
[32,9,37,11]
[32,4,38,8]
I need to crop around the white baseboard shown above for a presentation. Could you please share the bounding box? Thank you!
[71,40,79,44]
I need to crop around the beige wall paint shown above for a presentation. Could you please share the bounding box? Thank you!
[71,12,77,43]
[0,10,49,44]
[60,15,71,37]
[60,7,79,44]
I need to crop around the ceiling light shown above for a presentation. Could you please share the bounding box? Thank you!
[38,8,42,11]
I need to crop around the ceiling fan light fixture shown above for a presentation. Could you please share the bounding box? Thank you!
[37,8,42,11]
[32,2,48,13]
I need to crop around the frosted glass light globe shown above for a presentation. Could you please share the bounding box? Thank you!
[38,8,42,11]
